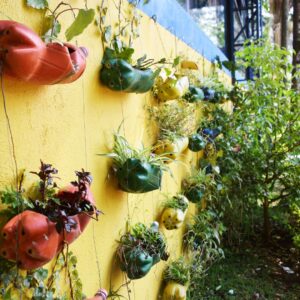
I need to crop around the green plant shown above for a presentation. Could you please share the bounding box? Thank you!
[0,251,82,300]
[184,209,225,300]
[182,168,217,204]
[163,194,189,212]
[96,0,148,52]
[213,40,300,242]
[99,133,172,193]
[0,162,98,299]
[99,133,171,170]
[116,222,169,279]
[97,0,164,93]
[0,161,99,233]
[184,210,225,257]
[163,257,190,286]
[148,100,196,141]
[26,0,95,42]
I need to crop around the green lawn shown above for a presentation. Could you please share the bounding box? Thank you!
[189,247,300,300]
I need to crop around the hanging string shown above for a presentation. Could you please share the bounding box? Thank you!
[153,21,168,58]
[80,75,103,288]
[0,10,12,20]
[0,60,23,300]
[0,64,18,189]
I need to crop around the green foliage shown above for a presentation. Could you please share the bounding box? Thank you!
[96,0,143,50]
[43,16,61,43]
[207,40,300,244]
[163,257,190,286]
[65,9,95,41]
[163,194,189,212]
[190,249,300,300]
[185,209,225,299]
[182,168,216,198]
[147,100,196,141]
[0,189,34,225]
[185,210,225,255]
[0,251,82,300]
[27,1,95,42]
[102,46,135,64]
[118,222,168,260]
[97,0,164,71]
[98,133,171,170]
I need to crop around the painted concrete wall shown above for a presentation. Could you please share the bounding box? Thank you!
[0,0,230,299]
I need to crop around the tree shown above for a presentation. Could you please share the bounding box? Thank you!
[213,41,300,242]
[293,0,300,89]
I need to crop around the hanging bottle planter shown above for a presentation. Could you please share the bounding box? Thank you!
[154,137,189,162]
[98,134,170,193]
[162,257,190,300]
[100,47,159,93]
[183,86,204,103]
[202,87,217,102]
[117,222,169,280]
[198,159,214,175]
[182,168,214,204]
[0,21,88,84]
[161,194,189,230]
[188,133,206,152]
[200,127,221,141]
[155,70,189,101]
[116,157,162,193]
[0,162,100,270]
[183,186,205,204]
[148,100,196,163]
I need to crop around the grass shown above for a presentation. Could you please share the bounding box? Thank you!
[190,247,300,300]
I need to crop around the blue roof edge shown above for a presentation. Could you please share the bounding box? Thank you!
[137,0,232,77]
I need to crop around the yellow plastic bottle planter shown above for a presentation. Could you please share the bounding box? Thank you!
[156,75,189,101]
[180,60,199,70]
[162,281,187,300]
[154,137,189,162]
[161,195,189,230]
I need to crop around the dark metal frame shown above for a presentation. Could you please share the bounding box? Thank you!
[183,0,263,81]
[225,0,263,81]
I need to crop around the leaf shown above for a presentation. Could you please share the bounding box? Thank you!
[103,25,112,43]
[136,54,147,67]
[43,18,61,43]
[3,288,12,300]
[26,0,48,9]
[173,56,180,67]
[117,47,135,62]
[65,9,95,41]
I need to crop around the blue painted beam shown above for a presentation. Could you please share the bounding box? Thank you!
[137,0,231,77]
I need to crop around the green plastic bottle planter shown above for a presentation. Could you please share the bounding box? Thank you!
[199,159,213,175]
[188,134,206,152]
[116,158,162,193]
[100,49,156,93]
[119,249,154,280]
[184,86,204,103]
[184,186,205,203]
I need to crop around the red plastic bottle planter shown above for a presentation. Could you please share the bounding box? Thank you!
[0,20,88,84]
[0,184,95,270]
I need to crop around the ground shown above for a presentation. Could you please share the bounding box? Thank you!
[195,231,300,299]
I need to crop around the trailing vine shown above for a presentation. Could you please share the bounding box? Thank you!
[26,0,95,42]
[0,162,100,299]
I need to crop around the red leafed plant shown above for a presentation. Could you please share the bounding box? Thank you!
[0,161,101,270]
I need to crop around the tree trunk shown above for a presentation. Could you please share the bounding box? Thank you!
[270,0,283,45]
[263,198,271,243]
[293,0,300,89]
[281,0,289,48]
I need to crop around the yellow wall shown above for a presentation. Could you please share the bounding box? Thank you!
[0,1,230,299]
